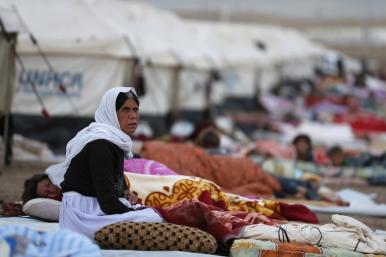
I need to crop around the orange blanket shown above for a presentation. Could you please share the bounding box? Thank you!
[141,141,281,197]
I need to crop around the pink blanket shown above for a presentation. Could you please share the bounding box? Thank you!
[124,158,176,175]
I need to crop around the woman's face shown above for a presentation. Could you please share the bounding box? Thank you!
[117,98,139,135]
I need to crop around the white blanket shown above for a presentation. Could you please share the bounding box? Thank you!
[240,214,386,254]
[308,189,386,217]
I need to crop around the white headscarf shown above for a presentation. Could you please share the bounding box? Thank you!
[46,87,137,187]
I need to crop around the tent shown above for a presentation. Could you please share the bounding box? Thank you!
[185,21,331,112]
[0,0,357,153]
[0,0,139,152]
[3,0,237,119]
[2,0,339,117]
[0,0,230,150]
[0,19,16,166]
[2,0,133,117]
[85,0,216,119]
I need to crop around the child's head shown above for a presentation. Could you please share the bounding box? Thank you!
[195,127,221,149]
[22,174,62,203]
[293,134,312,155]
[327,146,345,167]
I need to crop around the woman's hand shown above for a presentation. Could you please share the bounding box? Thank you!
[124,191,148,210]
[124,190,138,204]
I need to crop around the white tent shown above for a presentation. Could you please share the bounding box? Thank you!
[0,0,137,117]
[187,21,330,97]
[1,0,233,117]
[85,0,217,114]
[1,0,353,122]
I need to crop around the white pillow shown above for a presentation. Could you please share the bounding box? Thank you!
[23,198,61,221]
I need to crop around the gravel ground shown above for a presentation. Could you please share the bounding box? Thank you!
[1,160,386,230]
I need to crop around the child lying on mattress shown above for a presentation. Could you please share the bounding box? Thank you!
[21,158,177,204]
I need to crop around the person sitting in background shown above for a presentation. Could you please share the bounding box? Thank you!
[292,134,314,162]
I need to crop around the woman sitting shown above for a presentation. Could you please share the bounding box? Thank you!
[43,87,163,239]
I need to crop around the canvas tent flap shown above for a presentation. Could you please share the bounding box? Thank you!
[3,0,133,58]
[82,0,179,66]
[12,56,129,116]
[0,0,133,116]
[0,5,26,33]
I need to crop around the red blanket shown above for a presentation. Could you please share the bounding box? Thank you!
[156,199,276,242]
[155,196,318,242]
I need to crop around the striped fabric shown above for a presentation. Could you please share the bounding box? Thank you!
[0,225,101,257]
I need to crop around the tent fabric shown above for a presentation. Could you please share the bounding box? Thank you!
[188,21,327,68]
[2,0,132,58]
[12,56,129,116]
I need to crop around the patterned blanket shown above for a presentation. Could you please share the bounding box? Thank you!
[124,172,318,224]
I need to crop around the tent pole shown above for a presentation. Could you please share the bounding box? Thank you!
[169,65,182,127]
[2,33,16,167]
[3,114,10,167]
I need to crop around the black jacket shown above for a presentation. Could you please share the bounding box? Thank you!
[61,139,130,214]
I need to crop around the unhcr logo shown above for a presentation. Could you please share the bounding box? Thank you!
[18,69,83,97]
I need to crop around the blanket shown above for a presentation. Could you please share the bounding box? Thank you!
[230,239,386,257]
[240,215,386,254]
[0,218,222,257]
[0,225,100,257]
[124,173,318,224]
[140,141,281,197]
[155,199,278,243]
[124,158,177,175]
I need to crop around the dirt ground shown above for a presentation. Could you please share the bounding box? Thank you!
[1,160,386,231]
[0,161,52,203]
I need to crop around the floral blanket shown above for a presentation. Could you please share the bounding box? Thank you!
[124,172,318,224]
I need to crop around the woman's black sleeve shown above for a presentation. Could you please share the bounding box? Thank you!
[87,140,130,214]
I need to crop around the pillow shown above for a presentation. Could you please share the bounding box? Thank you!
[22,198,61,221]
[95,221,217,254]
